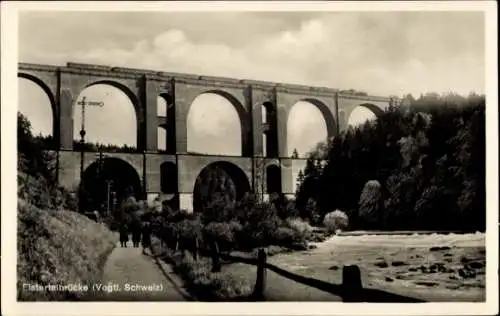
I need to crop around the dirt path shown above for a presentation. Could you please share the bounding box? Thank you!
[90,241,192,301]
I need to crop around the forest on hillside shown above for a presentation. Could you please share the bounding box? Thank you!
[295,92,486,232]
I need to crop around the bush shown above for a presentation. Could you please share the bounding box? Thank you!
[302,198,322,225]
[176,217,203,249]
[203,221,242,251]
[18,172,76,212]
[323,210,349,233]
[163,207,194,223]
[175,252,253,301]
[17,199,116,301]
[157,194,311,253]
[272,227,298,245]
[201,193,236,223]
[286,217,313,240]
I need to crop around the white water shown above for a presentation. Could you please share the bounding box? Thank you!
[312,232,485,253]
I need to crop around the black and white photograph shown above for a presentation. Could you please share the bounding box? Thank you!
[1,1,498,315]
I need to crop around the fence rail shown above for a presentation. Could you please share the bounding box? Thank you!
[156,234,426,303]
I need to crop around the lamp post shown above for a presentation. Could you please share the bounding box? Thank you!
[95,146,110,216]
[79,129,86,213]
[142,150,147,201]
[76,96,104,213]
[111,191,117,214]
[105,179,113,217]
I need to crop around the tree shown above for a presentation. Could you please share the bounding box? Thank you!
[17,112,58,186]
[358,180,382,229]
[193,165,238,216]
[291,148,299,158]
[296,170,305,195]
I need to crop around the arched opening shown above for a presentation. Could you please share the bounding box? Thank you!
[262,105,268,124]
[79,157,142,215]
[158,93,174,153]
[347,104,382,127]
[266,165,282,194]
[287,100,332,158]
[73,83,138,151]
[262,101,278,158]
[193,161,251,212]
[160,162,177,194]
[158,125,167,152]
[18,76,56,148]
[187,92,243,156]
[157,94,171,117]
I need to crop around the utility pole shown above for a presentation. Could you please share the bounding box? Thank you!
[111,191,117,214]
[142,150,147,201]
[95,146,110,216]
[76,96,104,213]
[257,158,266,202]
[105,180,113,217]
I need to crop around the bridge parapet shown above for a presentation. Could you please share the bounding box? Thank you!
[275,83,338,98]
[338,93,392,102]
[18,62,59,73]
[67,62,113,72]
[19,62,393,104]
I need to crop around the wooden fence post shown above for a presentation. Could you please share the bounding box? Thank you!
[175,233,179,252]
[211,241,221,273]
[252,248,267,301]
[342,265,363,302]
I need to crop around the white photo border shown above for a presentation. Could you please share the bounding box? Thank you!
[1,1,498,316]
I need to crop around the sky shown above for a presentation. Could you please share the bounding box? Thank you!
[18,11,485,157]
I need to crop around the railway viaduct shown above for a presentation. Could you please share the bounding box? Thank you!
[18,62,392,211]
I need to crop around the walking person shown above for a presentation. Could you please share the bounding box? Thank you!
[141,221,152,255]
[131,220,142,248]
[119,221,129,248]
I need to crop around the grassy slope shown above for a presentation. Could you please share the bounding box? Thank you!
[17,174,117,301]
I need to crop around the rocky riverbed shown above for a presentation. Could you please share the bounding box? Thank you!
[267,232,486,301]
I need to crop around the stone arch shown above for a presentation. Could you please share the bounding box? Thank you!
[298,98,337,138]
[347,103,384,127]
[262,101,274,124]
[157,93,172,117]
[76,80,142,148]
[160,161,177,194]
[80,157,142,213]
[82,80,140,115]
[285,98,336,158]
[192,161,251,212]
[17,73,59,139]
[356,103,385,117]
[204,90,247,124]
[187,90,250,156]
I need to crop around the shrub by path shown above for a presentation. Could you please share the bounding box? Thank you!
[90,241,192,301]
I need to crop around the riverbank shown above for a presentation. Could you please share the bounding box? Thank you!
[223,232,486,302]
[336,230,468,236]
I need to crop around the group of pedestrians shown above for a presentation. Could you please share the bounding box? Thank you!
[119,220,152,254]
